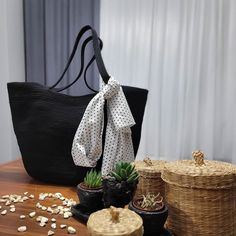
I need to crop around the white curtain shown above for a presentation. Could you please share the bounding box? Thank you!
[100,0,236,163]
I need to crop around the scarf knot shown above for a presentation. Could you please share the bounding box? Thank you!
[71,77,135,175]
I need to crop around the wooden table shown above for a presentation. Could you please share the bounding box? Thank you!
[0,159,88,236]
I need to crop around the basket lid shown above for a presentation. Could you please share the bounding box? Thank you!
[135,158,167,173]
[87,206,143,236]
[162,150,236,189]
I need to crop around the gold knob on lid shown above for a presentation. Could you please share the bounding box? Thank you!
[109,206,120,223]
[192,150,205,166]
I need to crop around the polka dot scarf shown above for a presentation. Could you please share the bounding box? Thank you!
[71,77,136,176]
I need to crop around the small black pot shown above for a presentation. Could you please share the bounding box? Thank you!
[102,177,137,208]
[77,183,103,212]
[128,201,168,236]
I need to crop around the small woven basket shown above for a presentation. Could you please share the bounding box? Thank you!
[134,159,167,200]
[87,206,143,236]
[162,151,236,236]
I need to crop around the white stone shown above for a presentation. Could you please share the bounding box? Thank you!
[42,206,47,211]
[24,192,28,195]
[10,208,15,212]
[41,216,49,223]
[1,210,7,215]
[60,224,67,229]
[67,226,76,234]
[18,226,27,232]
[22,196,29,201]
[9,205,15,208]
[20,215,26,219]
[48,230,54,236]
[36,202,42,208]
[36,216,43,222]
[52,209,59,214]
[5,201,11,206]
[29,211,36,218]
[51,218,56,222]
[39,222,46,227]
[47,207,53,213]
[51,223,56,229]
[29,194,34,199]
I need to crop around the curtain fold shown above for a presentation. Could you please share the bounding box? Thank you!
[24,0,100,95]
[100,0,236,163]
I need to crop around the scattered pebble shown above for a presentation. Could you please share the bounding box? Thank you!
[20,215,26,219]
[60,224,67,229]
[29,194,34,199]
[29,211,36,218]
[10,208,16,212]
[1,210,7,215]
[51,218,56,222]
[51,223,56,229]
[24,192,28,195]
[17,226,27,232]
[10,205,15,208]
[39,222,46,227]
[68,226,76,234]
[40,216,49,223]
[48,230,54,236]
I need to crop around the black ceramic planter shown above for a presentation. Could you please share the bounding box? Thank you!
[128,201,168,236]
[77,183,103,212]
[102,177,137,208]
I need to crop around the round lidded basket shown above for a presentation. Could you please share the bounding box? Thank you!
[87,206,143,236]
[162,150,236,236]
[134,158,167,200]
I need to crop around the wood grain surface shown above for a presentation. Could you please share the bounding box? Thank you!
[0,159,88,236]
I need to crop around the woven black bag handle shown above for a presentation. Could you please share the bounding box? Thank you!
[50,25,110,92]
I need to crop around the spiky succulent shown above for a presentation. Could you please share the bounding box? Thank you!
[111,161,139,184]
[140,193,163,210]
[84,169,102,188]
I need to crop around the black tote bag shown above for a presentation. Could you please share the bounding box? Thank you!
[7,26,148,185]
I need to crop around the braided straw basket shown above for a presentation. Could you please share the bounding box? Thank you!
[162,150,236,236]
[134,158,167,200]
[87,206,143,236]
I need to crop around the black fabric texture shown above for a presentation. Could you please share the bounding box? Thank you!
[7,82,148,185]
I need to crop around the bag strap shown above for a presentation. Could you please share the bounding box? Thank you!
[56,36,103,92]
[50,25,110,91]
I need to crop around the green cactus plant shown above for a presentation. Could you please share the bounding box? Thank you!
[84,169,102,188]
[111,161,139,184]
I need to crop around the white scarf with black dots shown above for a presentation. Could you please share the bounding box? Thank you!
[71,77,135,176]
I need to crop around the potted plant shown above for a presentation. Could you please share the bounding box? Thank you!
[129,193,168,236]
[102,161,139,208]
[77,169,103,212]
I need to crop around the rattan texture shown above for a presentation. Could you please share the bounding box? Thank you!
[134,160,167,200]
[87,207,143,236]
[162,159,236,236]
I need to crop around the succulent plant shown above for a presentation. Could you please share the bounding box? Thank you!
[140,193,163,210]
[111,161,139,184]
[84,169,102,188]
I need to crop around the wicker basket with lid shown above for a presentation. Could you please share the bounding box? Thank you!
[134,158,167,200]
[87,206,143,236]
[162,150,236,236]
